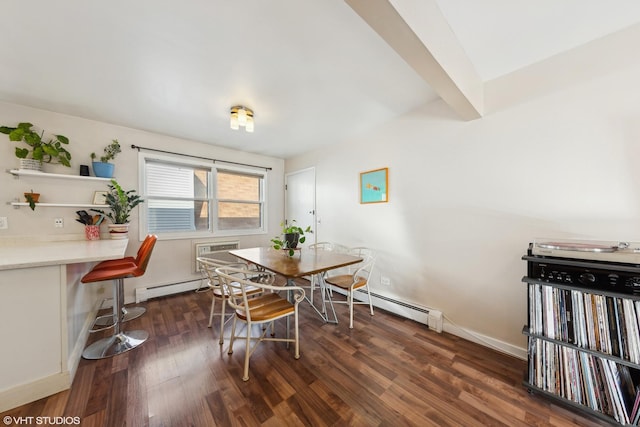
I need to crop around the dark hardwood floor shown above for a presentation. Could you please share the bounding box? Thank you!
[3,281,612,426]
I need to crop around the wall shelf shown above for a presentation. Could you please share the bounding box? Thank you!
[6,169,113,209]
[8,169,113,182]
[9,202,109,209]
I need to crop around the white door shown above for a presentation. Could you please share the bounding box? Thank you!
[285,168,316,247]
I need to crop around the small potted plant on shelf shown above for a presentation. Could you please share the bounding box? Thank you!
[90,139,121,178]
[24,189,40,211]
[0,122,71,171]
[91,179,143,239]
[271,220,312,256]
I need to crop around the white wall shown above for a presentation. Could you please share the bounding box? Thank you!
[286,62,640,357]
[0,101,284,302]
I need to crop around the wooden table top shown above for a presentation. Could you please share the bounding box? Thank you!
[229,247,362,278]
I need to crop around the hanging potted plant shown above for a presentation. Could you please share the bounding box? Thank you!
[91,179,143,239]
[271,220,312,256]
[24,189,40,211]
[90,139,121,178]
[0,122,71,171]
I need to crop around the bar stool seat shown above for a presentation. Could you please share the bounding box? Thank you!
[89,235,156,327]
[81,235,156,359]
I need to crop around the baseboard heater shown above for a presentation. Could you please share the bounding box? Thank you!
[135,279,201,303]
[135,278,444,333]
[334,288,443,333]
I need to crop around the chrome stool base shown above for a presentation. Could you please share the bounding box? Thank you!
[82,330,149,359]
[93,306,146,327]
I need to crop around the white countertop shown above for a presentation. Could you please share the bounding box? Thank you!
[0,239,128,270]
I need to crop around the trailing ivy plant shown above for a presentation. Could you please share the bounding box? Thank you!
[90,139,121,163]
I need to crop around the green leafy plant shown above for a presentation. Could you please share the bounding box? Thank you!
[0,122,71,166]
[271,220,312,256]
[91,179,143,224]
[90,139,121,163]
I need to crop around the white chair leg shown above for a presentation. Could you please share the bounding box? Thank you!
[309,275,315,305]
[367,286,374,316]
[349,290,354,329]
[228,316,237,355]
[208,293,216,328]
[294,310,300,359]
[219,298,227,345]
[243,325,251,381]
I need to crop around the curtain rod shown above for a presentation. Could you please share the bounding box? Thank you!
[130,144,273,171]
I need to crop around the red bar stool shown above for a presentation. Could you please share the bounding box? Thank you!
[90,235,156,327]
[81,235,157,359]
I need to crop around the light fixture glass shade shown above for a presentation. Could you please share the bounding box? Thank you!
[230,112,239,130]
[245,116,254,133]
[237,108,247,126]
[230,105,254,132]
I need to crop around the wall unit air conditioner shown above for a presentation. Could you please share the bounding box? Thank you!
[135,240,242,303]
[193,240,240,272]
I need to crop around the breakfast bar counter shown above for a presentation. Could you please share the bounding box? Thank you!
[0,238,128,412]
[0,238,128,270]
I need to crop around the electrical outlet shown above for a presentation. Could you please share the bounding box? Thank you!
[381,276,391,286]
[54,218,64,228]
[0,217,7,230]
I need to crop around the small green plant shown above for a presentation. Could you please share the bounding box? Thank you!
[271,220,312,256]
[0,122,71,166]
[91,139,121,163]
[91,179,143,224]
[24,189,40,211]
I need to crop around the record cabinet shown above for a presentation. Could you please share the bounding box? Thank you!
[523,246,640,425]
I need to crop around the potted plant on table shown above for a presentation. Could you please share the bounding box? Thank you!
[91,179,143,239]
[90,139,121,178]
[271,220,312,256]
[0,122,71,171]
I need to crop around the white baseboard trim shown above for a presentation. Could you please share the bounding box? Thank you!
[135,279,201,303]
[443,321,527,360]
[0,372,70,413]
[330,286,526,359]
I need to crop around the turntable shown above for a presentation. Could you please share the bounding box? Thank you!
[532,238,640,264]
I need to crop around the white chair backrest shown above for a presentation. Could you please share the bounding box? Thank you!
[197,257,246,290]
[346,247,376,274]
[310,242,350,253]
[353,255,375,283]
[215,265,277,320]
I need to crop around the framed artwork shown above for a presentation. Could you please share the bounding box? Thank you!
[92,191,108,205]
[360,167,388,204]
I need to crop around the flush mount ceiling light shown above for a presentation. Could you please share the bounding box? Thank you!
[230,105,254,132]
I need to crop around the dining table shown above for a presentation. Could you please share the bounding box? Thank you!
[229,246,363,324]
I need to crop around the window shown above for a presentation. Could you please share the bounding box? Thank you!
[139,153,266,239]
[216,170,263,230]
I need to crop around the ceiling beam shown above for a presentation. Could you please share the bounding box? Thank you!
[346,0,483,120]
[485,22,640,114]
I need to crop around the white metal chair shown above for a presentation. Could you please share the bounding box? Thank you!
[197,257,263,345]
[325,247,376,328]
[307,242,349,304]
[216,265,305,381]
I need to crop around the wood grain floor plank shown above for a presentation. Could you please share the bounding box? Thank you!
[2,285,615,426]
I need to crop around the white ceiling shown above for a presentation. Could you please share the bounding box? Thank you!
[1,1,639,158]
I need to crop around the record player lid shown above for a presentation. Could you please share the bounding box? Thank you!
[535,241,619,253]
